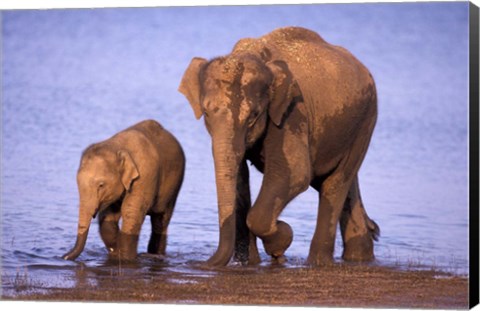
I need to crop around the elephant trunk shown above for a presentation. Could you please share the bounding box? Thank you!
[62,201,94,260]
[207,134,245,266]
[62,231,89,260]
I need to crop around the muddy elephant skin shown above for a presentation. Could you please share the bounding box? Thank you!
[179,27,379,266]
[63,120,185,261]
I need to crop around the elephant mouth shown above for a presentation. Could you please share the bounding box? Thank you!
[92,200,118,219]
[92,204,106,219]
[92,208,100,219]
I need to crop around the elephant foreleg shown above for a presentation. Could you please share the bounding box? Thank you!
[340,175,379,261]
[247,180,301,261]
[117,195,148,261]
[308,180,351,265]
[247,119,311,262]
[98,204,121,255]
[234,160,260,265]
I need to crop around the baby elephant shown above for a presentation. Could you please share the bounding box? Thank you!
[63,120,185,261]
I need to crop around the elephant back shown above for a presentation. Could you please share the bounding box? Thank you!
[262,26,326,45]
[264,27,374,114]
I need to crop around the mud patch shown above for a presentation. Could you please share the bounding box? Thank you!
[2,263,468,309]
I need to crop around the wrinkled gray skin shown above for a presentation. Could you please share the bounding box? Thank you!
[63,120,185,261]
[179,27,379,266]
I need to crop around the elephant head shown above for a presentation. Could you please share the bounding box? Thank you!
[62,145,139,260]
[179,54,301,265]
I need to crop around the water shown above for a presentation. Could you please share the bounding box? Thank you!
[1,2,470,295]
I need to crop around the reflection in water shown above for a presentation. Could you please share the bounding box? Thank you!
[73,263,96,289]
[1,2,469,294]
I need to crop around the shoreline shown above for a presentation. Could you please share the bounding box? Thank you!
[2,263,469,308]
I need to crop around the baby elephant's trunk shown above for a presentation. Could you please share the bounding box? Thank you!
[63,205,93,260]
[62,231,89,260]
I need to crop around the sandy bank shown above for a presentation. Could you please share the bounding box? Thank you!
[3,263,468,309]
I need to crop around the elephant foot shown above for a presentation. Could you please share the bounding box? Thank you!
[115,232,139,261]
[233,238,249,264]
[233,248,261,266]
[306,253,334,267]
[248,240,261,265]
[108,247,119,257]
[234,233,261,265]
[233,252,249,265]
[272,254,287,265]
[307,245,335,267]
[342,234,375,262]
[147,232,167,255]
[342,218,379,262]
[262,221,293,258]
[100,220,119,251]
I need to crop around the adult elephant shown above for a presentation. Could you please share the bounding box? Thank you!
[179,27,379,266]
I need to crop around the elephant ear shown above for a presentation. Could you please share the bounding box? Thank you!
[266,60,301,126]
[178,57,208,119]
[117,150,139,192]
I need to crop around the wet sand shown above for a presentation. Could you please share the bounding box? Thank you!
[2,263,468,309]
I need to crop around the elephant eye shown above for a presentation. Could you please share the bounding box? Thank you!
[98,182,105,189]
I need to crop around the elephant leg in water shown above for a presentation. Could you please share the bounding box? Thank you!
[308,113,377,265]
[340,176,379,261]
[98,204,121,256]
[234,160,260,264]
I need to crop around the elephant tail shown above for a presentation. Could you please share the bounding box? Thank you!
[367,218,380,241]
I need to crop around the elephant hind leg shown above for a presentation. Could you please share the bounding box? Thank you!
[308,111,377,266]
[340,175,379,262]
[147,211,170,255]
[148,167,183,256]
